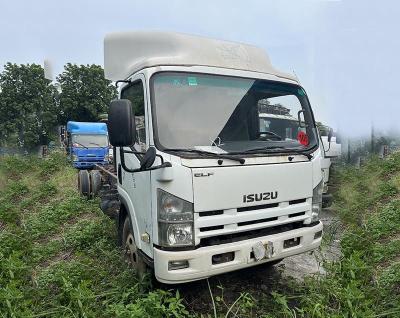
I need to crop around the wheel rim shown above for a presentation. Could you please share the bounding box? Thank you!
[124,233,139,267]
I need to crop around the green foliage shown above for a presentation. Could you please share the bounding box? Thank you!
[1,152,400,318]
[0,63,58,148]
[57,63,117,123]
[108,289,189,318]
[0,153,192,317]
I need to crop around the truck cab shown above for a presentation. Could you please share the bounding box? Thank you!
[104,31,324,284]
[66,121,109,169]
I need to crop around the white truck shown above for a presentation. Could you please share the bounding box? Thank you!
[88,31,324,284]
[319,127,342,206]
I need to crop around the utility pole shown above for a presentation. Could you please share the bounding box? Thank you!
[371,122,375,154]
[347,138,351,163]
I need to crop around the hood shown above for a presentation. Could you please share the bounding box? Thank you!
[192,161,313,212]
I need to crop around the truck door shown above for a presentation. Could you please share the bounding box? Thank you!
[118,75,152,257]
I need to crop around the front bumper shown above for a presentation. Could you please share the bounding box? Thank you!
[154,221,323,284]
[73,160,108,169]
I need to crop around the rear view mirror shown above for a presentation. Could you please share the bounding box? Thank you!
[140,147,156,170]
[108,99,136,147]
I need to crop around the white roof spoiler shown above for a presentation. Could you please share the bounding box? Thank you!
[104,31,296,82]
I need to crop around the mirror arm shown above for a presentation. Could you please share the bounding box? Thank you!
[119,148,138,173]
[297,110,307,128]
[122,150,165,164]
[119,148,170,173]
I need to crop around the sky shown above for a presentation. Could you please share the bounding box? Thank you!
[0,0,399,137]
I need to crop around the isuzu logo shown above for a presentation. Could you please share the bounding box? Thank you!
[243,191,278,203]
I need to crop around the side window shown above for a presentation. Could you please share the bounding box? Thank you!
[121,81,147,152]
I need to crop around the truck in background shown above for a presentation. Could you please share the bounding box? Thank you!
[81,31,324,284]
[318,125,342,206]
[65,121,109,169]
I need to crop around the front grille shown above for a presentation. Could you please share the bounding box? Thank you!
[195,198,311,246]
[80,157,104,162]
[200,221,304,247]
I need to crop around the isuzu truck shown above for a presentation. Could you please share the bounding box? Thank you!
[66,121,109,169]
[92,31,324,284]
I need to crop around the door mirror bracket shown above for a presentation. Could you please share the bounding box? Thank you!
[119,147,171,173]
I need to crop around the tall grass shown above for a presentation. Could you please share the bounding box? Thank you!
[0,153,188,318]
[1,152,399,317]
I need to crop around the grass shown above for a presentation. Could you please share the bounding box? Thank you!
[0,153,188,318]
[0,152,399,317]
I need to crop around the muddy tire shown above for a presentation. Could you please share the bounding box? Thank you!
[78,170,91,199]
[121,216,148,279]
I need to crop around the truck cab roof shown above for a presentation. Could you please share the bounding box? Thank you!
[66,121,108,135]
[104,31,297,82]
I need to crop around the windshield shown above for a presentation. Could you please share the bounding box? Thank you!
[71,134,108,148]
[152,72,318,154]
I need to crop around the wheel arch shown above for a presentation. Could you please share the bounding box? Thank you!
[117,190,141,250]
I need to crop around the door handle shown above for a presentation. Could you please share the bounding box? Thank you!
[118,163,122,184]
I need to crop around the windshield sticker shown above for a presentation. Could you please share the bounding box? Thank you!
[297,131,309,146]
[188,77,198,86]
[298,88,306,96]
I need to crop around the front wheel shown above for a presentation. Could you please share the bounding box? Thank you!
[121,216,148,279]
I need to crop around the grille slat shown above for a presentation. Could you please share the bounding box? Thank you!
[200,225,224,232]
[237,202,279,212]
[238,216,278,227]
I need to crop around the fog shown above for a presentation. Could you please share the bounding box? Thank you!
[0,0,399,137]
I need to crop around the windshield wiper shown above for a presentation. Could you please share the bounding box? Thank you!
[89,142,108,148]
[237,146,287,154]
[235,146,313,160]
[165,148,245,164]
[74,142,89,149]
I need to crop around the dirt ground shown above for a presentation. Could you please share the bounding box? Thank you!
[175,208,342,314]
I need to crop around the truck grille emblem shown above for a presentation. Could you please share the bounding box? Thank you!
[243,192,278,203]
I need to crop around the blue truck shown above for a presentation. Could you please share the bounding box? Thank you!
[66,121,109,169]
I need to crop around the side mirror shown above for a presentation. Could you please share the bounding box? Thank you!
[328,128,333,143]
[140,147,156,170]
[108,99,136,147]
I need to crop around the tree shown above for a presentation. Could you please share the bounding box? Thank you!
[57,64,116,123]
[0,63,58,148]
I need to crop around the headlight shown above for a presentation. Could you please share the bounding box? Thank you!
[311,180,323,222]
[157,189,194,247]
[72,154,78,161]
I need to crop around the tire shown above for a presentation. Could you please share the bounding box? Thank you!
[90,170,102,197]
[121,216,148,280]
[78,170,91,199]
